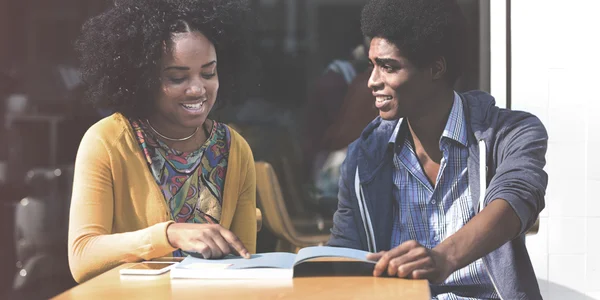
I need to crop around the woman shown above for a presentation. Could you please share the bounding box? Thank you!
[69,0,257,283]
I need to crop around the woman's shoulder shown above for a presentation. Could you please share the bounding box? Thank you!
[223,124,252,154]
[221,123,250,150]
[81,113,131,147]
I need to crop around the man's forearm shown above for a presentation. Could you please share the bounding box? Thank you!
[434,199,521,272]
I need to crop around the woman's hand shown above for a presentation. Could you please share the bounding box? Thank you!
[166,223,251,259]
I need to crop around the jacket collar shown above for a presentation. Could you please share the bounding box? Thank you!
[356,90,500,183]
[357,117,399,183]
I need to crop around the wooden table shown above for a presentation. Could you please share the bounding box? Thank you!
[53,262,430,300]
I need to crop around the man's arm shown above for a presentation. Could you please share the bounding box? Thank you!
[327,149,363,250]
[485,114,548,235]
[367,199,519,281]
[368,114,548,281]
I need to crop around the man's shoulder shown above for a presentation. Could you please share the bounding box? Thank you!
[460,90,546,138]
[345,116,390,152]
[497,108,542,124]
[495,109,547,141]
[342,117,398,175]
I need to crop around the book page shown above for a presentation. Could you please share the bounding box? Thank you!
[226,253,297,269]
[293,246,375,265]
[177,252,297,270]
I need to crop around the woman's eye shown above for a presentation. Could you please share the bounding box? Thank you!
[202,73,216,79]
[169,77,186,84]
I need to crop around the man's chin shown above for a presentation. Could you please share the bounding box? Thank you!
[379,110,402,120]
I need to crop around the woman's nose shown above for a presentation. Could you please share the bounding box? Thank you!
[186,84,205,97]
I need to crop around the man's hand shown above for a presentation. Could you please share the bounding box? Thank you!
[367,240,456,284]
[166,223,250,259]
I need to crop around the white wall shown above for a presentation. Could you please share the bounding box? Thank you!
[512,1,600,299]
[489,0,507,108]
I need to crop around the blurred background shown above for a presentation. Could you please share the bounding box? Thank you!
[0,0,598,299]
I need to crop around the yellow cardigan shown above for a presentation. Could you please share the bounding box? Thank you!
[68,113,256,283]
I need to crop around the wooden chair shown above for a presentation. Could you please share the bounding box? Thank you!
[255,161,330,252]
[526,218,540,235]
[230,123,331,232]
[279,156,333,233]
[255,208,262,232]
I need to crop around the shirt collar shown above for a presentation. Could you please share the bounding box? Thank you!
[388,91,468,147]
[441,91,468,147]
[389,118,403,144]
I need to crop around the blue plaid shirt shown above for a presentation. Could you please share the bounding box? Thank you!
[389,92,498,300]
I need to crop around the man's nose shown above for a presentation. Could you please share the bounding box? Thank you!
[368,68,383,90]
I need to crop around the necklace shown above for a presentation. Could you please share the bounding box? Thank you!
[146,119,199,142]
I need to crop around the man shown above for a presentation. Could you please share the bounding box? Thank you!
[327,0,548,299]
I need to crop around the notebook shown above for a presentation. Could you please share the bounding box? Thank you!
[170,246,375,279]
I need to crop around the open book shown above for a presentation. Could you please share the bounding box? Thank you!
[170,246,375,279]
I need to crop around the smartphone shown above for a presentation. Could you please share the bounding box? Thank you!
[119,262,178,275]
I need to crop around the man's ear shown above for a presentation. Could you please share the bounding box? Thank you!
[431,56,447,81]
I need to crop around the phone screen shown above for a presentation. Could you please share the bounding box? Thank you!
[127,262,177,270]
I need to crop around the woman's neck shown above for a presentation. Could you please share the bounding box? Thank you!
[147,115,198,140]
[146,116,212,152]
